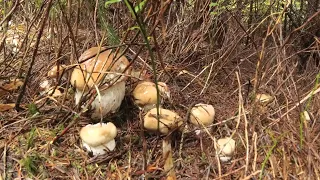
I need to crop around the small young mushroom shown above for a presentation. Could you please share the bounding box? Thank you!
[133,81,170,111]
[144,108,183,134]
[216,137,236,162]
[70,47,130,119]
[255,93,274,105]
[47,65,66,79]
[188,103,215,150]
[39,79,51,91]
[47,88,62,97]
[79,122,117,156]
[189,103,215,128]
[144,107,182,179]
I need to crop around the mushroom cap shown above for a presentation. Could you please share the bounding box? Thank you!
[39,79,51,90]
[189,103,215,127]
[47,88,62,97]
[144,108,183,134]
[255,93,273,105]
[133,81,170,108]
[217,137,236,156]
[70,47,130,91]
[47,65,66,78]
[80,122,117,147]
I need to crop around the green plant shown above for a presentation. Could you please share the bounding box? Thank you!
[27,127,37,149]
[27,103,39,116]
[259,131,278,180]
[20,154,41,176]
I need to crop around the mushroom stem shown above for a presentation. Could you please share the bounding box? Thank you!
[163,136,176,179]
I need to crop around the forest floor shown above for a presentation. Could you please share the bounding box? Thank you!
[1,1,320,180]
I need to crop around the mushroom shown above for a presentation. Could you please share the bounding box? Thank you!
[70,47,130,119]
[133,81,170,111]
[143,108,183,179]
[79,122,117,156]
[39,79,51,91]
[47,65,66,79]
[216,137,236,162]
[188,103,215,150]
[189,103,215,129]
[255,93,274,105]
[144,107,183,134]
[47,88,63,98]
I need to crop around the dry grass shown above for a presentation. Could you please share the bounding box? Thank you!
[1,0,320,179]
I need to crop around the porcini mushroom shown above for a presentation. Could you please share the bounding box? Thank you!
[133,81,170,111]
[80,122,117,156]
[255,93,274,105]
[189,103,215,128]
[188,103,215,150]
[216,137,236,162]
[70,47,130,119]
[144,108,183,134]
[47,65,66,79]
[144,107,182,179]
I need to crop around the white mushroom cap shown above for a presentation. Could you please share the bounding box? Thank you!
[216,137,236,162]
[80,122,117,156]
[189,103,215,127]
[144,108,183,134]
[133,81,170,110]
[39,79,51,90]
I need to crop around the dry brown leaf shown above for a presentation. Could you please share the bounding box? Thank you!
[3,79,24,90]
[0,103,15,112]
[0,79,23,97]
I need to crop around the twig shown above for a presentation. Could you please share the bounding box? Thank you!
[178,102,196,158]
[0,0,21,27]
[268,85,320,127]
[15,0,54,110]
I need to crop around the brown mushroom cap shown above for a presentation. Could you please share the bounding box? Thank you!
[189,103,215,127]
[80,122,117,147]
[255,93,274,105]
[70,47,130,91]
[144,108,183,134]
[133,81,170,108]
[47,65,66,78]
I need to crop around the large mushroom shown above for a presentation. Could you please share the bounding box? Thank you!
[144,108,183,179]
[70,47,130,119]
[79,122,117,156]
[132,81,170,111]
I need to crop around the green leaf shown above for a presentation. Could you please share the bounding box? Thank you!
[27,103,39,116]
[134,0,148,14]
[105,0,122,8]
[128,26,140,31]
[27,127,37,149]
[209,2,218,7]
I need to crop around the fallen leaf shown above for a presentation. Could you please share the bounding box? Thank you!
[0,79,24,97]
[0,103,15,112]
[2,79,23,91]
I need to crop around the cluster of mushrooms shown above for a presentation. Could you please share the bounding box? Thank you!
[45,47,239,163]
